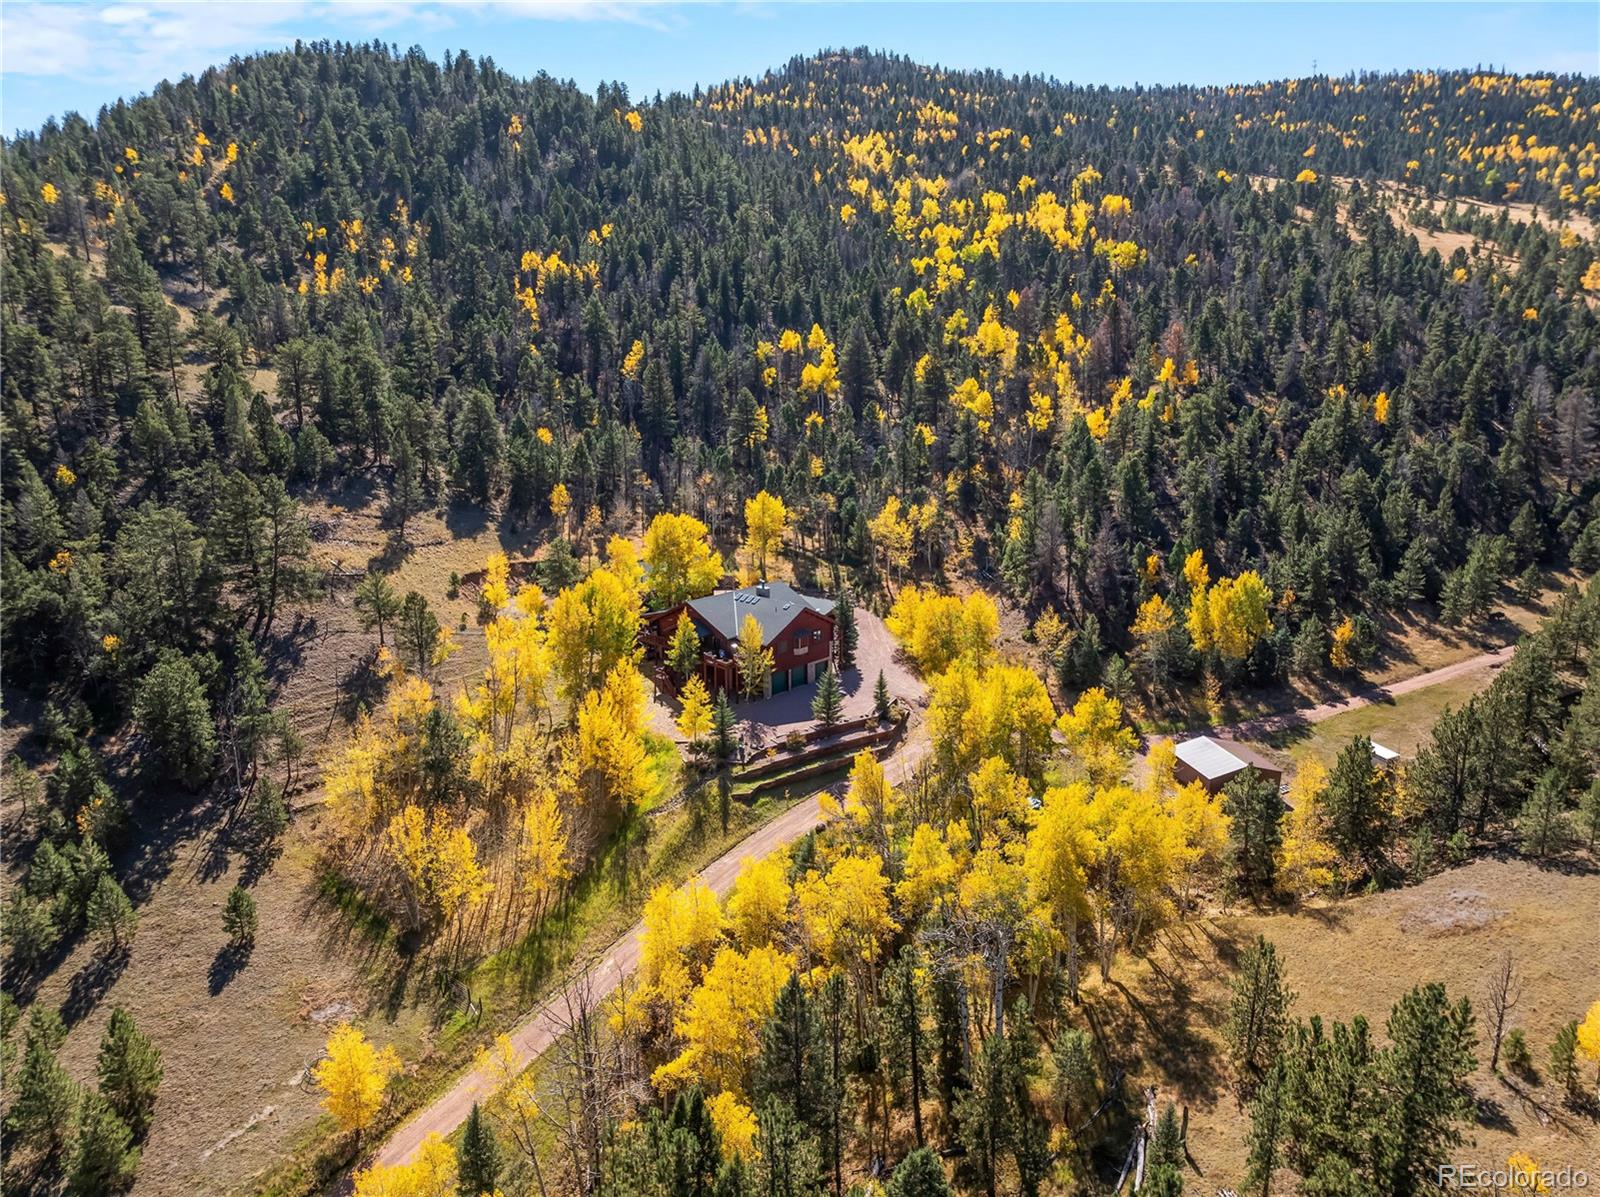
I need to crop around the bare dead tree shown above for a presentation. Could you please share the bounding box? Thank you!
[1485,950,1522,1072]
[540,969,628,1197]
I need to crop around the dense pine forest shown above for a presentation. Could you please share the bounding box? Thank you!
[3,42,1600,1197]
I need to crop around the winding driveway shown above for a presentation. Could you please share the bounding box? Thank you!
[372,643,1512,1168]
[373,729,929,1168]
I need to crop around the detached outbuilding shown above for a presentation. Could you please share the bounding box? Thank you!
[1173,735,1283,794]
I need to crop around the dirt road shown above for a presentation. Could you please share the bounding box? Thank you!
[372,732,930,1169]
[1216,643,1515,741]
[372,644,1514,1168]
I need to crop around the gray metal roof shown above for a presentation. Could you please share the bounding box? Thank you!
[1174,735,1249,780]
[686,581,833,643]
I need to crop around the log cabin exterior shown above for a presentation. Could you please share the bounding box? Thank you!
[641,581,836,699]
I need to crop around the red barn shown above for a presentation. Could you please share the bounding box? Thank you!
[641,581,836,699]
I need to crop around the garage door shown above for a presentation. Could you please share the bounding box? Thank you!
[770,669,788,695]
[791,665,808,689]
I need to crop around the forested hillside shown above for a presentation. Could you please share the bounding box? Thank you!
[5,48,1600,711]
[3,43,1600,1197]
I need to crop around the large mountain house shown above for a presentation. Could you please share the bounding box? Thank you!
[642,581,837,699]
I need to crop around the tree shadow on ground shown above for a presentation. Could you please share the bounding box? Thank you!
[208,940,254,995]
[367,529,415,575]
[445,502,489,541]
[335,649,389,725]
[60,946,131,1028]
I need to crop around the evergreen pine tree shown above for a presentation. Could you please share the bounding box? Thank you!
[458,1102,504,1197]
[1323,737,1394,880]
[1371,984,1477,1197]
[1241,1057,1287,1197]
[954,1033,1010,1197]
[96,1007,163,1139]
[86,875,137,953]
[354,571,401,647]
[132,652,217,789]
[834,587,858,672]
[1517,767,1571,859]
[874,670,892,722]
[7,1012,77,1165]
[1223,768,1283,894]
[1549,1020,1580,1099]
[222,886,258,946]
[710,690,737,762]
[882,946,929,1146]
[811,667,843,728]
[1226,937,1295,1092]
[886,1147,952,1197]
[68,1091,139,1197]
[397,590,442,675]
[1144,1103,1186,1197]
[1049,1026,1098,1128]
[755,975,827,1129]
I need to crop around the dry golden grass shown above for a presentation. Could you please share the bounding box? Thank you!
[1079,857,1600,1191]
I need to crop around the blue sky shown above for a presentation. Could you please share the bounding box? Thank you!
[2,1,1595,138]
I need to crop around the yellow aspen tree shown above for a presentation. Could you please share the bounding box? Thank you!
[518,787,570,923]
[546,564,643,701]
[733,613,773,699]
[868,496,915,580]
[352,1133,457,1197]
[1273,759,1337,895]
[476,1033,546,1188]
[429,820,492,926]
[639,879,728,1016]
[1329,616,1357,671]
[885,586,998,675]
[896,822,960,917]
[841,749,899,860]
[955,843,1039,1024]
[314,1023,401,1142]
[567,663,649,829]
[1576,1001,1600,1086]
[549,482,571,524]
[796,853,898,975]
[1131,593,1175,641]
[384,805,491,931]
[1056,687,1138,785]
[967,755,1031,845]
[481,550,512,613]
[707,1091,759,1161]
[642,512,724,606]
[1188,570,1272,662]
[676,676,713,746]
[459,591,551,809]
[926,658,1056,785]
[1083,784,1185,981]
[742,491,788,577]
[1164,781,1231,899]
[727,853,792,949]
[652,944,793,1094]
[1025,782,1096,997]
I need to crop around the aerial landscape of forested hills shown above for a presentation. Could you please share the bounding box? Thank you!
[2,40,1599,1197]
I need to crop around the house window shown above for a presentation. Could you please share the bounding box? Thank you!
[794,636,806,654]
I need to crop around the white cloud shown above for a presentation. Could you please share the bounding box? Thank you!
[0,0,669,94]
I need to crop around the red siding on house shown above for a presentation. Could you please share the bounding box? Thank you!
[769,607,834,672]
[640,594,835,700]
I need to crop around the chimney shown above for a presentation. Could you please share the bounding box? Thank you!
[756,580,770,597]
